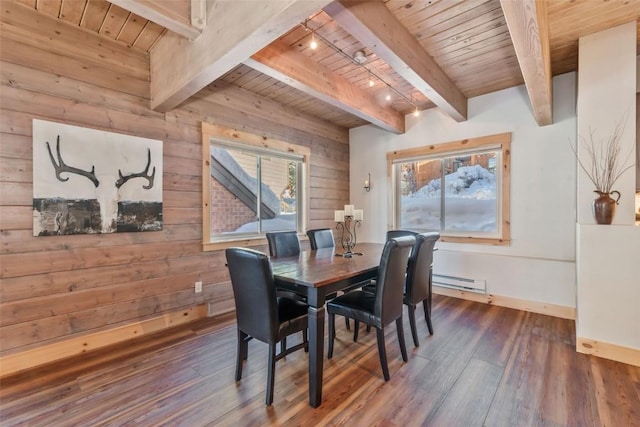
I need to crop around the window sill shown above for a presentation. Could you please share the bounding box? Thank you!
[439,236,510,246]
[203,237,267,252]
[202,233,309,252]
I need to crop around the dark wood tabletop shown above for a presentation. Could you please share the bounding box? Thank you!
[270,242,384,288]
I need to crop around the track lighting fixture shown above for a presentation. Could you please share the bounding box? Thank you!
[301,19,420,114]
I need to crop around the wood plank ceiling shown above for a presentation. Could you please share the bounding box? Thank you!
[15,0,640,131]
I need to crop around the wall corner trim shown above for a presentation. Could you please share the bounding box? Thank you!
[576,336,640,367]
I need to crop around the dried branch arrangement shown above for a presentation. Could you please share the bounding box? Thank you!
[572,117,634,193]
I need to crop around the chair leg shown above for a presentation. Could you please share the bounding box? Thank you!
[408,303,419,347]
[328,313,335,358]
[423,299,434,335]
[303,329,308,353]
[345,317,351,330]
[235,329,248,381]
[331,315,336,338]
[242,335,251,361]
[353,320,369,342]
[396,318,408,362]
[280,337,287,356]
[266,344,276,406]
[375,327,390,381]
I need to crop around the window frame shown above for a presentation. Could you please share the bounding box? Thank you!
[386,132,511,245]
[201,122,310,251]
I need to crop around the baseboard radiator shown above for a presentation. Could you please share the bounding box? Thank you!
[432,273,486,293]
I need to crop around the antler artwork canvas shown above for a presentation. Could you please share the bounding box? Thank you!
[32,119,163,236]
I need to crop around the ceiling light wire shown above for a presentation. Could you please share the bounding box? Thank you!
[301,20,419,111]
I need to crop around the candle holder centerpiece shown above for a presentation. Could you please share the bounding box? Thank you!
[334,204,363,257]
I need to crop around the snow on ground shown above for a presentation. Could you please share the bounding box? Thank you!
[228,165,497,234]
[401,165,497,232]
[232,213,296,233]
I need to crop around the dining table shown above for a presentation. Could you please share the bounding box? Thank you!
[270,242,385,408]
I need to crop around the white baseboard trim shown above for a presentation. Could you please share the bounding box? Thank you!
[433,286,576,320]
[0,305,209,378]
[576,337,640,367]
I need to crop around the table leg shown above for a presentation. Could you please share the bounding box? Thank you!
[308,305,325,407]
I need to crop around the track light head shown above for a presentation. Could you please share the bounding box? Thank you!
[353,50,366,64]
[310,32,318,50]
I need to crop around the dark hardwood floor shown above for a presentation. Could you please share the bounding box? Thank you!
[1,295,638,426]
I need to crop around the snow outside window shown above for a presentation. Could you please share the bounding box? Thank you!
[201,123,310,251]
[209,143,303,240]
[387,133,511,245]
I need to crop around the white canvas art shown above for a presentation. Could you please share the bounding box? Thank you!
[32,120,163,236]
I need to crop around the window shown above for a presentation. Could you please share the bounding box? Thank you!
[387,133,511,245]
[202,123,309,250]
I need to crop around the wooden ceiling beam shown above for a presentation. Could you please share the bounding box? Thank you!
[324,0,468,122]
[500,0,553,126]
[245,40,405,134]
[196,81,350,144]
[149,0,331,112]
[107,0,202,39]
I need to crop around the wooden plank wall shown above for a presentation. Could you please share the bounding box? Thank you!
[0,2,349,360]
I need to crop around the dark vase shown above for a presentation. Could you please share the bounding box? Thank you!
[592,190,620,224]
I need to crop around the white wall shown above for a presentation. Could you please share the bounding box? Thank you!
[577,23,637,225]
[576,22,639,352]
[576,224,640,349]
[350,73,577,308]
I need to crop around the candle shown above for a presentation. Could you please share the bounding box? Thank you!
[344,204,354,217]
[354,209,363,221]
[334,210,344,222]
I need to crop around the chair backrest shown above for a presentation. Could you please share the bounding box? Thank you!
[266,231,301,258]
[386,229,418,241]
[225,247,278,343]
[405,232,440,304]
[306,228,335,250]
[386,230,418,262]
[375,236,415,324]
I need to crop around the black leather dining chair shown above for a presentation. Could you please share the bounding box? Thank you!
[356,230,417,333]
[357,230,439,346]
[403,232,440,345]
[327,236,414,381]
[306,228,335,250]
[265,231,304,354]
[225,247,309,406]
[266,231,301,258]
